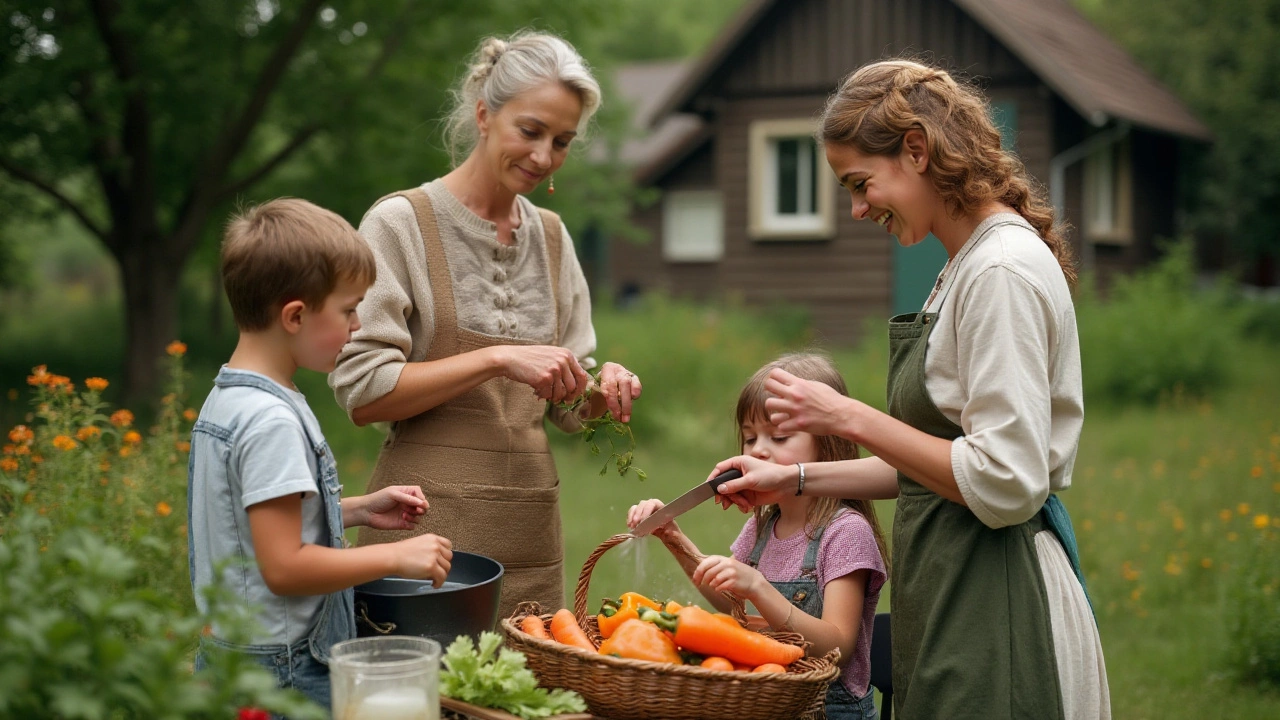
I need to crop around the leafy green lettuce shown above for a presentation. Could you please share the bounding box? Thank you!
[440,632,587,719]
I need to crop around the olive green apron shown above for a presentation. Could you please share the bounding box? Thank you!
[357,188,567,621]
[885,220,1066,719]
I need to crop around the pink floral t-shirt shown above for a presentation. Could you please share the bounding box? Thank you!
[730,510,886,698]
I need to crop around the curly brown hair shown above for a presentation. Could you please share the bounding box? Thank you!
[819,59,1077,287]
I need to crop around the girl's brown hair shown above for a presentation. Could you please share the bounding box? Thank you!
[819,59,1077,287]
[735,352,889,567]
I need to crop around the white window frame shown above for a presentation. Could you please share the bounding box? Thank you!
[748,119,836,241]
[1083,138,1133,245]
[662,189,724,262]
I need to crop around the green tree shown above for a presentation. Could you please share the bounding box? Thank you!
[0,0,612,400]
[1076,0,1280,281]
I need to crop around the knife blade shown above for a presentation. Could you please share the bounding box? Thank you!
[631,469,743,537]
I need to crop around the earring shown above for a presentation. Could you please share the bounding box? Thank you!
[547,176,555,195]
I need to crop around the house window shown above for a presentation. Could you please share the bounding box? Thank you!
[748,119,835,240]
[1083,138,1133,244]
[662,190,724,262]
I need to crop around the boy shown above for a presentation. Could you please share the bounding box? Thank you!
[188,198,453,711]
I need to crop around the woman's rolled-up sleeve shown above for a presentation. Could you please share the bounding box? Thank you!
[330,198,432,421]
[950,264,1057,528]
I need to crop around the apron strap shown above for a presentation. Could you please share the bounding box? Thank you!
[396,188,460,362]
[536,208,564,343]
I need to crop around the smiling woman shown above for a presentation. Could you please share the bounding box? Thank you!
[329,31,643,620]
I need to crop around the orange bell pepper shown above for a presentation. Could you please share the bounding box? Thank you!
[597,591,663,638]
[598,618,683,665]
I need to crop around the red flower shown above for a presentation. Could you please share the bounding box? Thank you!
[237,708,271,720]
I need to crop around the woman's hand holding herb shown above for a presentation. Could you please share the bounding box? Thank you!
[497,345,590,404]
[594,361,642,423]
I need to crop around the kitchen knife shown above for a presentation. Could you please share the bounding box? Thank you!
[631,469,743,537]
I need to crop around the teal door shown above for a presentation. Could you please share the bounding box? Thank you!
[891,100,1017,316]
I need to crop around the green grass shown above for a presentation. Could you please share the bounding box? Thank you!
[3,287,1278,718]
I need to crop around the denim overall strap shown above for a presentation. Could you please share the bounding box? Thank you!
[745,513,876,718]
[212,370,357,664]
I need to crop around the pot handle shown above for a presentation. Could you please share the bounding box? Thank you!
[355,601,396,635]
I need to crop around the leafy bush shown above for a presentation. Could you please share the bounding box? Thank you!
[0,347,323,719]
[1227,514,1280,687]
[1075,241,1242,407]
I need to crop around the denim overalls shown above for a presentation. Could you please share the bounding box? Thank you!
[189,369,356,712]
[746,513,878,720]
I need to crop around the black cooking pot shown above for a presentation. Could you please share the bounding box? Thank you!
[354,551,504,648]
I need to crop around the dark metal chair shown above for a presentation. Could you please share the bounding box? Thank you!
[869,613,893,720]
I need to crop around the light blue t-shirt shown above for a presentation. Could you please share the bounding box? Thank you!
[189,368,328,645]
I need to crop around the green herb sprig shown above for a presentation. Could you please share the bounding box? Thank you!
[557,373,646,480]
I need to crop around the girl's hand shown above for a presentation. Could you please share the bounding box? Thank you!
[763,368,857,437]
[499,345,591,405]
[596,361,642,423]
[692,555,766,600]
[707,455,795,513]
[361,485,428,530]
[627,498,681,542]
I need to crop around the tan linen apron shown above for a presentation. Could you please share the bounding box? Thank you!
[357,188,567,621]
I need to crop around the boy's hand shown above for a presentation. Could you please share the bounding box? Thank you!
[360,485,428,530]
[627,498,681,542]
[392,534,454,588]
[692,555,765,601]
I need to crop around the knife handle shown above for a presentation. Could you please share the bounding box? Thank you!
[709,468,743,493]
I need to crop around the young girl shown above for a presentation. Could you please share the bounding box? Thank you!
[627,353,887,719]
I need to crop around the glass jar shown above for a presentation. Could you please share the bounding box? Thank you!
[330,636,441,720]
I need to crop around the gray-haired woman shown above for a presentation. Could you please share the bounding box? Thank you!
[331,31,642,618]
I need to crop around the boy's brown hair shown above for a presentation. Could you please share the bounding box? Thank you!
[736,352,890,570]
[221,198,376,331]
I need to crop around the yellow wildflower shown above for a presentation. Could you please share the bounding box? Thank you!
[1130,587,1143,602]
[76,426,101,442]
[166,341,187,357]
[109,409,134,427]
[1172,515,1185,532]
[1252,465,1264,478]
[1238,503,1251,515]
[1121,561,1140,581]
[1082,518,1093,532]
[84,377,109,392]
[1200,558,1213,569]
[1254,514,1271,530]
[156,501,173,517]
[1219,509,1233,522]
[52,435,77,451]
[123,431,142,445]
[1114,511,1126,523]
[1273,482,1280,494]
[183,408,198,422]
[1164,556,1182,576]
[0,458,18,473]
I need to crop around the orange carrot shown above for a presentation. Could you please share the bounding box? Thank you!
[520,614,550,640]
[640,605,803,667]
[550,608,596,651]
[700,656,735,672]
[752,663,787,673]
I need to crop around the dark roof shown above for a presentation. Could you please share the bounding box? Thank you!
[652,0,1211,141]
[602,60,709,183]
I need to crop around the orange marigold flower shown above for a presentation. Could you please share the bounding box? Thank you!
[31,454,43,464]
[175,441,191,453]
[156,501,172,517]
[26,365,48,386]
[14,445,30,456]
[1254,514,1271,530]
[183,408,198,422]
[52,435,78,451]
[166,341,187,357]
[85,377,109,392]
[8,426,34,444]
[2,444,12,455]
[119,446,133,458]
[0,458,18,473]
[123,431,142,445]
[76,426,101,442]
[110,409,134,427]
[99,459,111,472]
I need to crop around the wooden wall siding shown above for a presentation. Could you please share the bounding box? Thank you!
[714,95,893,343]
[717,0,1037,99]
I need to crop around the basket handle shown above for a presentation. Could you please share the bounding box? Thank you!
[573,533,748,625]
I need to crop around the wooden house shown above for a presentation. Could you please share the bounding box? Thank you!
[605,0,1211,343]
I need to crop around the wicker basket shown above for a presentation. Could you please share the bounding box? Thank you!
[500,533,840,720]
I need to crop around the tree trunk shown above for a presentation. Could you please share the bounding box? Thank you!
[118,234,181,405]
